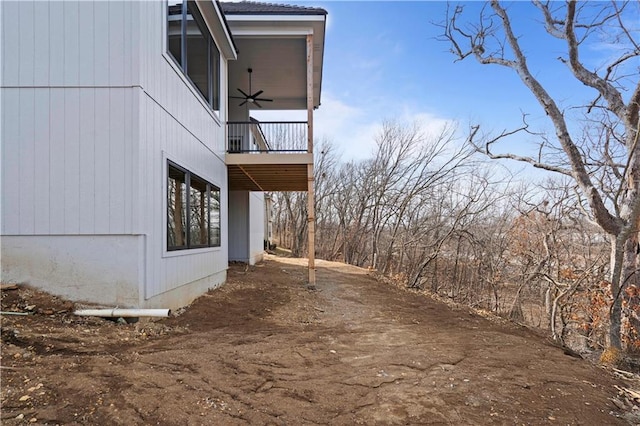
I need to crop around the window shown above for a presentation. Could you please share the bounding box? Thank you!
[167,1,220,112]
[167,161,221,250]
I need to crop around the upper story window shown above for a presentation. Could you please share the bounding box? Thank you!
[167,1,220,112]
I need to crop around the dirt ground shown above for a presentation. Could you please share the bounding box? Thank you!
[2,255,640,425]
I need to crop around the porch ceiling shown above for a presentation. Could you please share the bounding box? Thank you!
[228,164,308,191]
[229,38,309,110]
[224,13,326,111]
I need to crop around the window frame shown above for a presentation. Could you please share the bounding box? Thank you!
[167,1,221,114]
[167,160,221,251]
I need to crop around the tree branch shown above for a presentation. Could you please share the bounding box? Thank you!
[468,125,573,176]
[563,1,627,119]
[488,0,622,236]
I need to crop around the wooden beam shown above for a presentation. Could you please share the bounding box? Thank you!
[238,164,264,192]
[225,152,313,165]
[227,164,309,191]
[306,33,316,286]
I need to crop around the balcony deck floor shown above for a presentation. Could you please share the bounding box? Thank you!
[226,152,312,191]
[228,163,309,191]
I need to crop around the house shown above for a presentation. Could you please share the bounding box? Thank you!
[0,0,326,309]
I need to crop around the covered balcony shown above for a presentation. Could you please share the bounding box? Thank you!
[221,1,325,193]
[226,120,312,191]
[220,1,326,283]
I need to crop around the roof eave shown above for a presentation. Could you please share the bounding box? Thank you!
[196,0,238,60]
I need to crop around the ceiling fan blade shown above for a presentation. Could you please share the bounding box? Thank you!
[236,70,270,108]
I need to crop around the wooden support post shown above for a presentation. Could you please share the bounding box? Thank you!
[306,34,316,286]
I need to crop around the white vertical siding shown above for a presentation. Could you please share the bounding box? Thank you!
[249,192,266,264]
[18,1,35,86]
[135,1,230,299]
[229,191,249,261]
[2,87,140,236]
[1,1,139,88]
[78,2,95,86]
[2,89,20,232]
[33,3,50,84]
[48,2,64,86]
[1,1,142,237]
[33,90,51,234]
[78,89,96,233]
[2,0,230,306]
[64,88,81,234]
[109,90,126,231]
[138,1,227,159]
[63,1,80,86]
[48,89,66,234]
[108,1,125,86]
[93,88,111,234]
[2,1,20,86]
[138,93,228,299]
[93,1,110,85]
[18,90,36,234]
[228,192,265,265]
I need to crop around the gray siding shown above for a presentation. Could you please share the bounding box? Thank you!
[249,192,265,264]
[2,1,139,88]
[138,94,228,299]
[136,1,229,299]
[1,0,141,236]
[1,87,139,236]
[1,0,230,306]
[229,191,249,262]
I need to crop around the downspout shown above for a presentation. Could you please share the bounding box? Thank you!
[74,308,171,318]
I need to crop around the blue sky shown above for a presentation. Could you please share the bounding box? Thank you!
[256,1,639,169]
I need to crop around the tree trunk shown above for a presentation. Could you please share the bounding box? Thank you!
[610,237,625,350]
[509,284,525,323]
[622,234,640,352]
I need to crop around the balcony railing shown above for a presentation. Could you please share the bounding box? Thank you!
[227,120,308,153]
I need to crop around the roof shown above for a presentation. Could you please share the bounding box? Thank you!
[219,1,327,16]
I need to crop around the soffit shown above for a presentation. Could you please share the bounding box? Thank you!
[224,14,326,110]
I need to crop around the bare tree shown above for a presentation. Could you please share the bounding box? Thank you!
[440,0,640,351]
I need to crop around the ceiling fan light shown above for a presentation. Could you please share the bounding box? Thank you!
[234,68,273,107]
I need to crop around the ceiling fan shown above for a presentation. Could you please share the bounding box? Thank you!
[231,68,273,108]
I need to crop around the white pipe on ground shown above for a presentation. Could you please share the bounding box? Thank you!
[74,308,170,318]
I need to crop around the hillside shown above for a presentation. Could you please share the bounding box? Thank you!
[1,255,637,424]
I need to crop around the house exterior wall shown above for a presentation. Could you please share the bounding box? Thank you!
[249,192,266,264]
[228,191,249,262]
[1,0,230,309]
[136,0,229,304]
[228,191,265,265]
[1,1,141,236]
[1,1,143,304]
[264,195,273,246]
[1,236,142,306]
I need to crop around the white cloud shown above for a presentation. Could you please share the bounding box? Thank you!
[252,94,458,163]
[398,110,456,140]
[314,96,459,162]
[313,94,380,161]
